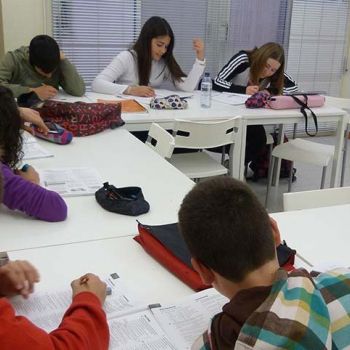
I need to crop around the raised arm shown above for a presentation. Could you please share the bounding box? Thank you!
[91,51,133,95]
[174,38,206,92]
[58,53,86,97]
[213,51,250,94]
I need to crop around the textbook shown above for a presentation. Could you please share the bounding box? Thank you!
[11,273,228,350]
[39,167,102,197]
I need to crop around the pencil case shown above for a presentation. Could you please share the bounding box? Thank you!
[267,94,325,109]
[32,122,73,145]
[95,182,150,216]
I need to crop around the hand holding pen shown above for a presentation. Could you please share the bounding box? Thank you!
[71,273,107,305]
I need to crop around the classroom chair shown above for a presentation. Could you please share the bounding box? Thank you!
[146,117,242,180]
[265,137,334,207]
[283,186,350,211]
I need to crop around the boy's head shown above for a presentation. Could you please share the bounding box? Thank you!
[179,177,278,284]
[29,35,60,77]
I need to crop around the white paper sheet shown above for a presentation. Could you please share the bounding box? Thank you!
[151,288,228,350]
[212,92,249,105]
[39,167,102,197]
[108,310,177,350]
[11,273,142,333]
[22,142,54,160]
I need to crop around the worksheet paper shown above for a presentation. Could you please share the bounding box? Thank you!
[11,280,227,350]
[11,273,142,333]
[39,167,102,196]
[22,132,53,160]
[212,92,249,105]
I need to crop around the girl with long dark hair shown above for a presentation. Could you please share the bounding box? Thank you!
[0,86,67,221]
[92,16,205,97]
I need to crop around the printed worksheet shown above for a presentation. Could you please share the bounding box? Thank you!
[212,92,249,105]
[22,132,53,160]
[11,273,142,333]
[39,167,102,196]
[151,288,228,349]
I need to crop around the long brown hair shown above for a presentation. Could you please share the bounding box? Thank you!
[132,16,186,86]
[0,87,23,168]
[248,42,285,95]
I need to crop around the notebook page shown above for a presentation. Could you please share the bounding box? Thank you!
[212,92,248,105]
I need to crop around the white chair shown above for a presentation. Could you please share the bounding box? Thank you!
[265,138,335,207]
[325,96,350,187]
[146,123,175,158]
[169,117,242,180]
[146,118,242,180]
[283,186,350,211]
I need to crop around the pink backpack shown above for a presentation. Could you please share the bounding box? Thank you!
[37,101,124,137]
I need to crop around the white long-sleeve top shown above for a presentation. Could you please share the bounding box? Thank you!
[91,50,206,95]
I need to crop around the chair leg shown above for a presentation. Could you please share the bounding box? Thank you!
[320,166,327,189]
[340,124,349,187]
[288,161,294,192]
[221,146,226,165]
[265,156,275,208]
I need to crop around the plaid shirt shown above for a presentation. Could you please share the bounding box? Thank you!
[192,268,350,350]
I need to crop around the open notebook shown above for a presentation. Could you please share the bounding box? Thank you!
[11,273,228,350]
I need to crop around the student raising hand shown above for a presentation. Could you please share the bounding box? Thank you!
[193,38,205,61]
[0,260,40,299]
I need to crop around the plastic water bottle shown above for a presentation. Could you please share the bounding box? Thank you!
[200,72,212,108]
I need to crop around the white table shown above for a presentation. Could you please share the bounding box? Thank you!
[7,236,193,304]
[76,91,348,187]
[0,129,193,252]
[271,204,350,267]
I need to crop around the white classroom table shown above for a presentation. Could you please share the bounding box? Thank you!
[6,234,311,305]
[7,236,193,304]
[0,129,194,252]
[271,204,350,268]
[66,91,348,187]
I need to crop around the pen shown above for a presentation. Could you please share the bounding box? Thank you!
[79,276,112,295]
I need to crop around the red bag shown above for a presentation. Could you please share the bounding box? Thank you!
[134,222,209,291]
[37,101,124,136]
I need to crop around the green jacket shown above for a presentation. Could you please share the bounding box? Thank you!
[0,46,85,97]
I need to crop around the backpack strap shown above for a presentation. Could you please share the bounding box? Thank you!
[290,94,318,137]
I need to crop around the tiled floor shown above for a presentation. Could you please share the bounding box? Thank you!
[248,135,350,212]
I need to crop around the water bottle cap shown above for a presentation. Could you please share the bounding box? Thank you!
[204,72,210,77]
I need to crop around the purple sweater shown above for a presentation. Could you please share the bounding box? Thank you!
[1,163,67,222]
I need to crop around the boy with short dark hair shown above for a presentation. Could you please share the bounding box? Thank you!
[0,35,85,99]
[179,177,350,349]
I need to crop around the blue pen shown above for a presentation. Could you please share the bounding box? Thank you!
[21,164,30,172]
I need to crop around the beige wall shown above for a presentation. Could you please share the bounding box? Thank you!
[1,0,51,53]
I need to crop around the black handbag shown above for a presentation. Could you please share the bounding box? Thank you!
[95,182,150,216]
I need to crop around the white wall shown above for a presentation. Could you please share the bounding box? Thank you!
[1,0,51,52]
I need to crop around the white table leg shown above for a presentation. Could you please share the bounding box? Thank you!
[330,113,348,187]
